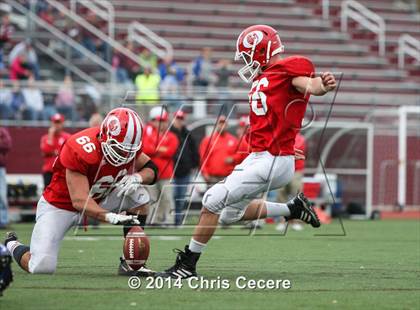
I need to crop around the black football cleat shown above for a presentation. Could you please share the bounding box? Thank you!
[156,246,200,279]
[4,231,18,246]
[117,257,156,277]
[286,193,321,228]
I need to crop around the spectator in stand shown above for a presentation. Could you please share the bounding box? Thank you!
[199,115,238,184]
[158,56,184,82]
[55,75,76,121]
[38,3,54,25]
[276,132,307,232]
[215,59,231,89]
[80,10,107,60]
[112,48,131,85]
[215,59,234,116]
[0,79,13,119]
[9,52,32,81]
[123,41,141,81]
[21,76,44,120]
[0,8,13,74]
[142,106,179,226]
[139,48,158,71]
[40,113,70,188]
[160,66,181,111]
[170,110,199,226]
[9,39,40,79]
[10,82,25,119]
[191,47,213,88]
[135,66,161,104]
[0,126,11,229]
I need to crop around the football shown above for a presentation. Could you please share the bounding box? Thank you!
[123,226,150,271]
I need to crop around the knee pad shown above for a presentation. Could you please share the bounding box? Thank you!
[219,207,246,225]
[29,254,57,274]
[202,184,229,214]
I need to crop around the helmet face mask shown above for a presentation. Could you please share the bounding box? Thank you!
[236,50,261,83]
[100,108,143,167]
[101,138,140,167]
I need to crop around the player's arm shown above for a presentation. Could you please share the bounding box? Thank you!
[292,72,336,96]
[40,135,57,157]
[134,152,158,185]
[66,169,138,224]
[115,152,159,197]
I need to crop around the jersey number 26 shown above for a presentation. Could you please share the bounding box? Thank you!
[249,77,269,116]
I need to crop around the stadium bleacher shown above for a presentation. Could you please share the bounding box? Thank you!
[109,0,419,115]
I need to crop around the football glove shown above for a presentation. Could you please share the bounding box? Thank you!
[116,174,143,198]
[105,213,140,225]
[0,244,13,297]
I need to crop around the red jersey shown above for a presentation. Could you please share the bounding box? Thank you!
[142,124,179,180]
[40,131,71,172]
[199,132,238,178]
[294,132,306,172]
[247,56,315,156]
[43,127,138,212]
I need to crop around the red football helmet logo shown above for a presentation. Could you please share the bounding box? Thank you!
[243,31,263,49]
[107,116,121,136]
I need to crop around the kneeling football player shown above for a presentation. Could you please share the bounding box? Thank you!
[4,108,158,275]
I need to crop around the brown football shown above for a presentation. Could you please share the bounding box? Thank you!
[123,226,150,270]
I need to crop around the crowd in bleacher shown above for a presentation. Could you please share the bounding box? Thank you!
[0,3,234,122]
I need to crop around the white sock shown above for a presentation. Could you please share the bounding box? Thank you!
[265,201,291,217]
[6,240,22,256]
[188,239,206,253]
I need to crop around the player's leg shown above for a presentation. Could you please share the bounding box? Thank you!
[160,153,269,278]
[222,155,319,227]
[5,196,79,274]
[218,154,295,225]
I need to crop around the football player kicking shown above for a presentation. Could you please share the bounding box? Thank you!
[160,25,337,278]
[4,108,159,275]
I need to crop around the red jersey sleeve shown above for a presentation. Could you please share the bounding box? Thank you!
[59,142,89,175]
[283,56,315,78]
[158,132,178,158]
[40,135,56,156]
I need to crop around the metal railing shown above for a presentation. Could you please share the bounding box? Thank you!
[69,0,115,39]
[398,34,420,69]
[128,21,173,60]
[34,41,102,89]
[5,0,113,75]
[45,0,146,68]
[341,0,386,56]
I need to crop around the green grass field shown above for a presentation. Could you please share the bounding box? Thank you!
[1,220,419,310]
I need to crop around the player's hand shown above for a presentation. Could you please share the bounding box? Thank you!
[320,72,337,92]
[116,174,143,197]
[294,148,305,160]
[105,213,140,225]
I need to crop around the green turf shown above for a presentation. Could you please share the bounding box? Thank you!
[1,220,419,310]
